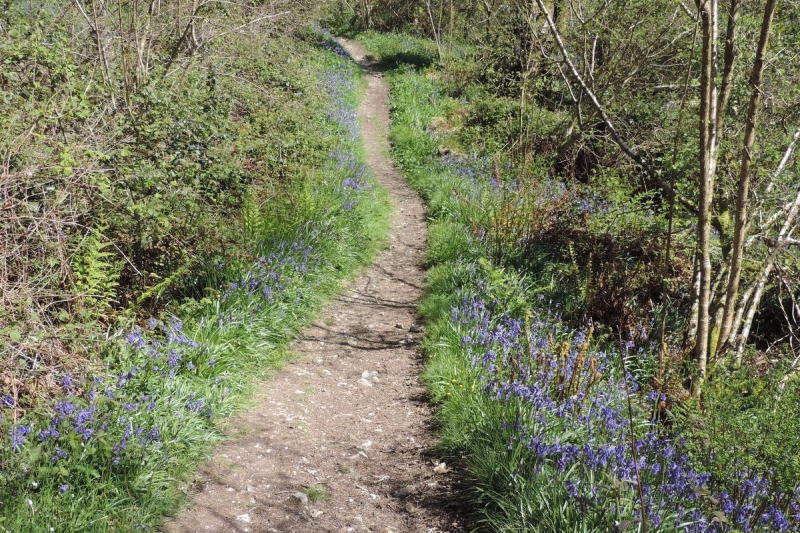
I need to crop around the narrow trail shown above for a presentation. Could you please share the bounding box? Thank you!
[163,40,466,533]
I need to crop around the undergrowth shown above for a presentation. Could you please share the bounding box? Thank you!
[0,29,389,532]
[356,30,800,533]
[0,1,341,403]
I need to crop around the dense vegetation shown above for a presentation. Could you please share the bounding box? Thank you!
[345,0,800,374]
[348,2,800,529]
[0,2,390,529]
[3,0,800,530]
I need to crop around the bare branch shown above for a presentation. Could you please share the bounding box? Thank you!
[734,189,800,362]
[766,126,800,195]
[531,0,696,212]
[197,11,290,50]
[746,126,800,247]
[678,0,697,19]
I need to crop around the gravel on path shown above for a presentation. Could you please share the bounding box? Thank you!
[162,39,467,533]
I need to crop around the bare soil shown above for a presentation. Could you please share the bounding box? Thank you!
[162,39,468,533]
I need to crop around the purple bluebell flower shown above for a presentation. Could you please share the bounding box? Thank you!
[52,446,68,463]
[125,329,146,349]
[11,425,30,452]
[61,374,74,393]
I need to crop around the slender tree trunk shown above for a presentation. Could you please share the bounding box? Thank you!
[693,0,718,396]
[764,127,800,195]
[714,0,739,143]
[735,188,800,363]
[115,0,132,107]
[165,0,200,71]
[72,0,116,107]
[135,0,158,88]
[717,0,778,358]
[449,0,454,57]
[729,271,757,351]
[425,0,443,62]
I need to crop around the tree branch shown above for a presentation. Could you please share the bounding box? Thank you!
[531,0,696,212]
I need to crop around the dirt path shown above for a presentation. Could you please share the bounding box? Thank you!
[163,40,466,533]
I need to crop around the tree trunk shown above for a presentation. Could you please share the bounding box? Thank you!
[424,0,443,62]
[716,0,778,359]
[693,0,718,396]
[714,0,739,143]
[735,187,800,363]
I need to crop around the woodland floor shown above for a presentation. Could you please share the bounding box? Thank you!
[162,39,468,533]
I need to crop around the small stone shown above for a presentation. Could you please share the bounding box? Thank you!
[357,378,373,387]
[235,513,251,523]
[433,462,450,474]
[293,491,309,506]
[395,323,404,329]
[409,324,423,333]
[311,509,324,518]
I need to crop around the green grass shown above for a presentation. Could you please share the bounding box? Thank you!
[355,28,800,533]
[301,485,332,503]
[0,30,389,533]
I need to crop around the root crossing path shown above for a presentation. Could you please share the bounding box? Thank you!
[164,40,465,533]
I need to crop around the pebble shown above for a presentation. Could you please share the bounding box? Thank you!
[293,491,309,506]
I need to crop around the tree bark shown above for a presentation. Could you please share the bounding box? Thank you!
[714,0,739,143]
[716,0,778,359]
[693,0,718,396]
[735,187,800,363]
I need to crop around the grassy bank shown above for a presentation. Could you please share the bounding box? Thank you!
[0,29,389,531]
[355,31,800,533]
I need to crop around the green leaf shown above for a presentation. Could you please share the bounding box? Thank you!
[1,327,22,342]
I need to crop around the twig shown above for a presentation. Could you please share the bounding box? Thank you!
[532,0,696,213]
[196,11,290,50]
